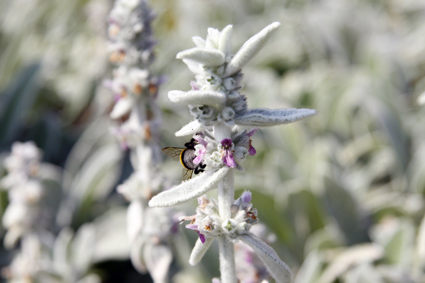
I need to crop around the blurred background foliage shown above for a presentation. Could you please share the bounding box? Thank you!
[1,0,425,282]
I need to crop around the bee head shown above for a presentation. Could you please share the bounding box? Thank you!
[184,138,198,149]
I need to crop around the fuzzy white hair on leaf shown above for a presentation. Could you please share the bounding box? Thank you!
[224,22,281,77]
[235,108,318,127]
[240,233,293,283]
[189,238,214,266]
[148,167,231,207]
[175,120,204,137]
[168,90,227,108]
[177,48,225,66]
[192,36,206,48]
[218,25,233,56]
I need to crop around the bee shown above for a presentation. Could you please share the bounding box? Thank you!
[162,139,207,181]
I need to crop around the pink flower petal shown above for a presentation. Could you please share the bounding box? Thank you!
[223,151,236,168]
[248,145,256,156]
[197,231,206,244]
[194,136,208,146]
[247,128,259,137]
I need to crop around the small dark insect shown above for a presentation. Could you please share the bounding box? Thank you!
[162,139,207,181]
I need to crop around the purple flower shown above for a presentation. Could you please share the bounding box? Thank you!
[197,231,206,244]
[186,223,206,244]
[190,81,200,90]
[193,136,208,164]
[241,191,252,204]
[247,129,258,156]
[186,224,198,231]
[220,139,236,168]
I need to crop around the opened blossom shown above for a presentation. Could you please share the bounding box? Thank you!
[193,135,208,164]
[220,139,236,168]
[247,128,258,156]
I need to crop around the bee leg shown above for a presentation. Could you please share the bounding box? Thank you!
[194,165,206,174]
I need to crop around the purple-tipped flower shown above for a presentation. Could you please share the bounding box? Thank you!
[241,191,252,204]
[247,129,258,156]
[190,81,200,90]
[193,136,208,164]
[220,139,236,168]
[197,231,206,244]
[185,223,206,244]
[186,224,199,231]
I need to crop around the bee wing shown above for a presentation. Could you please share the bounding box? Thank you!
[162,147,184,161]
[182,168,193,181]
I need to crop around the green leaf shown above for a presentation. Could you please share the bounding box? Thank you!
[323,176,371,245]
[0,63,41,146]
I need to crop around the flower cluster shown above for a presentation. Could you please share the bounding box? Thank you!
[193,128,258,171]
[149,22,315,283]
[180,191,258,243]
[0,142,43,248]
[169,22,317,139]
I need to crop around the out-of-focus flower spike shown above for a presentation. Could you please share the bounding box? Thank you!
[189,237,214,266]
[168,90,227,108]
[110,97,133,119]
[176,48,225,66]
[224,22,281,77]
[149,167,230,207]
[192,36,206,47]
[235,108,318,127]
[240,233,293,283]
[218,25,233,55]
[175,120,204,137]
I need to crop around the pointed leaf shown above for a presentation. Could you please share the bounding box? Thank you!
[192,36,206,47]
[149,167,230,207]
[168,90,226,108]
[72,224,96,274]
[235,108,318,127]
[218,25,233,55]
[177,47,225,66]
[0,63,41,145]
[189,237,214,266]
[175,120,204,137]
[240,233,293,283]
[317,244,384,283]
[294,251,323,283]
[224,22,280,77]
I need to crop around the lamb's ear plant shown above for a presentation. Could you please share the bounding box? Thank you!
[149,22,317,283]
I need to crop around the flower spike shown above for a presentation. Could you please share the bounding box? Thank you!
[152,21,317,283]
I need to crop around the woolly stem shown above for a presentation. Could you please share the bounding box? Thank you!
[218,236,237,283]
[214,122,236,282]
[213,122,231,143]
[217,170,234,219]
